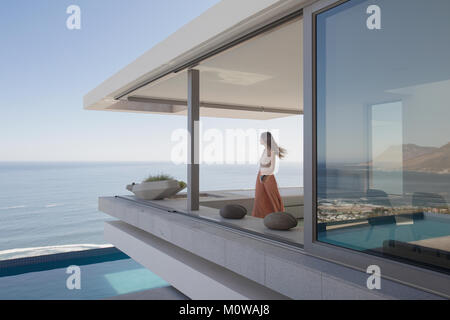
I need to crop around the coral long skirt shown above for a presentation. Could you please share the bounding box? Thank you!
[251,172,285,218]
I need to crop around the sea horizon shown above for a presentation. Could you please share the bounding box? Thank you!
[0,161,303,261]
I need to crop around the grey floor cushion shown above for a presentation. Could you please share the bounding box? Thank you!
[220,204,247,219]
[264,212,298,230]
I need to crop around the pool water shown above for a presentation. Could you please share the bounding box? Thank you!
[318,215,450,252]
[0,251,169,300]
[318,214,450,273]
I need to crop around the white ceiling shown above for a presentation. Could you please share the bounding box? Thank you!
[120,17,303,119]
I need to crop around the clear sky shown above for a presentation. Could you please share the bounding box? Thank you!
[0,0,303,163]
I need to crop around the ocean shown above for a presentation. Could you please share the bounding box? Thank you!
[0,162,303,260]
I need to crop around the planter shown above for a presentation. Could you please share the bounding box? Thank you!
[126,180,184,200]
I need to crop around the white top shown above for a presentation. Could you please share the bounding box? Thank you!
[259,149,276,176]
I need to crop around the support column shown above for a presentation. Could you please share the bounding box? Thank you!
[187,69,200,211]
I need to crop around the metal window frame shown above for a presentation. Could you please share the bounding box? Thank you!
[126,96,303,115]
[302,0,450,298]
[187,69,200,211]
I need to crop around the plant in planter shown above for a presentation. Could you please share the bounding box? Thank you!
[127,174,187,200]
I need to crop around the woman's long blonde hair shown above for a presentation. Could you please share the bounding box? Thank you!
[261,132,287,159]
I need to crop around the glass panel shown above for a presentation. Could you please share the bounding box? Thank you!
[315,0,450,273]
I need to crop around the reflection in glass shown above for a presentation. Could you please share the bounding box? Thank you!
[371,101,403,195]
[315,0,450,273]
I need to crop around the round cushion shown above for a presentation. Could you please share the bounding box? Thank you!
[220,204,247,219]
[264,212,297,230]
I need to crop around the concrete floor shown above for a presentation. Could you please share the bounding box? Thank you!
[121,187,305,246]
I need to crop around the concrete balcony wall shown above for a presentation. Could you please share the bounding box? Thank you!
[99,196,443,300]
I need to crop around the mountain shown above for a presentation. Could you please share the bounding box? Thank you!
[402,144,439,161]
[403,142,450,174]
[371,143,450,174]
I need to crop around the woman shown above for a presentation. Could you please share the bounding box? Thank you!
[252,132,287,218]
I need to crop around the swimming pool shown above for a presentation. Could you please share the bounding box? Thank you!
[319,214,449,250]
[0,247,177,300]
[318,213,450,273]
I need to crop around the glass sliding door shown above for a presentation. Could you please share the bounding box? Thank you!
[315,0,450,273]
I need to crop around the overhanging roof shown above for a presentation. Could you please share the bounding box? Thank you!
[84,0,307,120]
